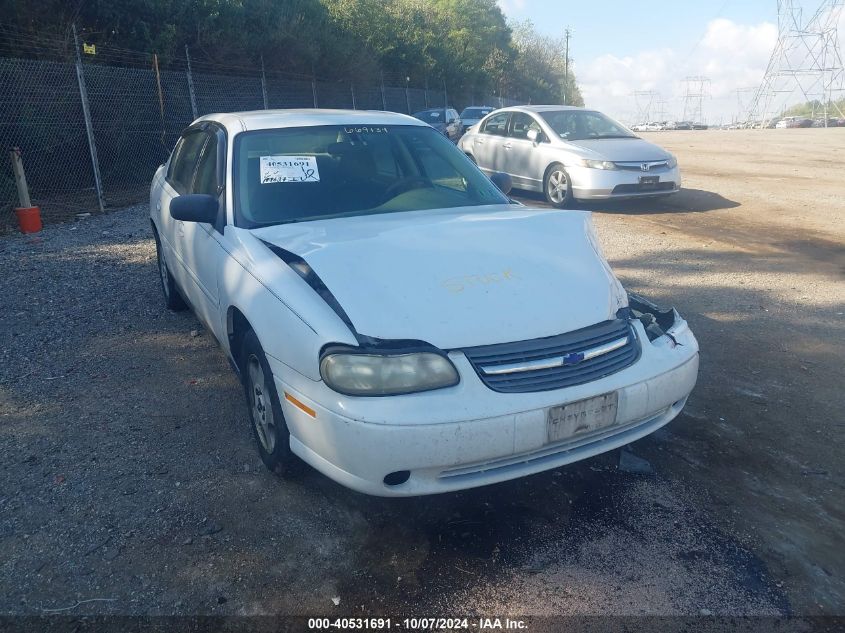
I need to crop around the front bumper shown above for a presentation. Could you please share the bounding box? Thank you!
[270,319,699,496]
[568,164,682,200]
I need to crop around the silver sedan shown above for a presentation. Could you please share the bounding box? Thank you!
[458,105,681,208]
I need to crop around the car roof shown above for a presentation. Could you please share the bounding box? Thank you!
[504,105,589,113]
[195,109,426,133]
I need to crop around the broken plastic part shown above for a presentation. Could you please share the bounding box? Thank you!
[622,292,678,342]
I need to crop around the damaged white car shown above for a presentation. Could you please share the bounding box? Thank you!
[150,109,699,496]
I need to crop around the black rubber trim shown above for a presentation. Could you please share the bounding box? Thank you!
[260,240,357,334]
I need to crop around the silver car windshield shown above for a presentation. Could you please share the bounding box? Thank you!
[461,108,493,118]
[413,110,448,123]
[539,110,636,141]
[233,125,508,228]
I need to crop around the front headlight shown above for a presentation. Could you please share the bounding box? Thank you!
[667,155,678,169]
[320,351,459,396]
[580,159,617,170]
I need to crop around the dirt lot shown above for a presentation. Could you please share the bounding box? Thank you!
[0,129,843,622]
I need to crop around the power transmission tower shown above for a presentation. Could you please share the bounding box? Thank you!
[735,87,758,123]
[681,76,710,124]
[746,1,845,127]
[631,90,659,123]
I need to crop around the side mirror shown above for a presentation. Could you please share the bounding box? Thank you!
[170,194,218,223]
[527,129,540,143]
[490,172,512,195]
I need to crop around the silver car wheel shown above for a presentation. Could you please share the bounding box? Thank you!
[548,169,569,204]
[247,354,276,453]
[158,246,170,299]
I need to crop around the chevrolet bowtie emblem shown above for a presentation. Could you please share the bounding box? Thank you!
[562,351,586,365]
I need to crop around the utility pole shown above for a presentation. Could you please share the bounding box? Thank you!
[563,27,571,105]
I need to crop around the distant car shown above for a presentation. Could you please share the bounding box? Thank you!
[776,116,812,129]
[672,121,693,130]
[413,108,462,141]
[692,123,708,130]
[459,106,496,132]
[459,105,681,208]
[636,122,665,131]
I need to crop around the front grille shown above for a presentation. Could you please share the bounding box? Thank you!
[614,161,670,171]
[461,319,639,393]
[612,182,675,194]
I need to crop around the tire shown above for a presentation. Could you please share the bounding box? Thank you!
[544,163,574,208]
[154,230,187,311]
[240,330,301,477]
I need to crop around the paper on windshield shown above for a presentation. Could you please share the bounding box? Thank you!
[260,155,320,183]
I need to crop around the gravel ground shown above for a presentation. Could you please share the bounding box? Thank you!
[0,129,842,620]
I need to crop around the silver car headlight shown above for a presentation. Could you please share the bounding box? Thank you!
[580,159,617,170]
[320,351,459,396]
[667,155,678,169]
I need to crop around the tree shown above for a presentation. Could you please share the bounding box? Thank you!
[508,19,583,106]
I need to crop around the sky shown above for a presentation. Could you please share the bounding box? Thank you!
[496,0,845,124]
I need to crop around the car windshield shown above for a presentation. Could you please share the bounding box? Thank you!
[461,108,493,119]
[414,110,448,123]
[234,124,508,228]
[539,110,636,141]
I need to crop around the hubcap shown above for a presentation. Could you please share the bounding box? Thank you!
[248,355,276,453]
[548,170,568,203]
[158,245,170,298]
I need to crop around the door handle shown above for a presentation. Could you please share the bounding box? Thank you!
[156,201,162,212]
[503,143,512,149]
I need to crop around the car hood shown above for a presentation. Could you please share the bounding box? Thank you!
[563,137,670,161]
[251,207,625,349]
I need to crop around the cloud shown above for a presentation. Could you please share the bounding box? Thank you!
[578,18,780,124]
[497,0,527,14]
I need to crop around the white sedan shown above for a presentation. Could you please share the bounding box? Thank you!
[150,109,699,496]
[459,106,680,207]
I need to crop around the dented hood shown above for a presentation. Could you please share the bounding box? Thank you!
[251,206,624,349]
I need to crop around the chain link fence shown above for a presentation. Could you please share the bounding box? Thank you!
[0,47,523,233]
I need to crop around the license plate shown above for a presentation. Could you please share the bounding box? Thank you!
[639,175,659,188]
[546,392,619,443]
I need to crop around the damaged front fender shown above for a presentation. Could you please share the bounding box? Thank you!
[620,292,685,344]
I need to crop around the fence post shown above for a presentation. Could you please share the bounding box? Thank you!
[312,77,318,108]
[350,82,356,110]
[405,85,411,114]
[72,24,105,212]
[380,72,387,111]
[260,55,269,109]
[185,45,198,120]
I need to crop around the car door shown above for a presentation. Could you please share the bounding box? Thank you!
[502,111,546,191]
[471,111,510,174]
[158,129,208,292]
[176,126,227,337]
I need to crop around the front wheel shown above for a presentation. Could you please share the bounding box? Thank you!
[241,330,301,477]
[154,230,187,311]
[544,163,574,208]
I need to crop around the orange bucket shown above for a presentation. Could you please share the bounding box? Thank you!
[15,206,42,233]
